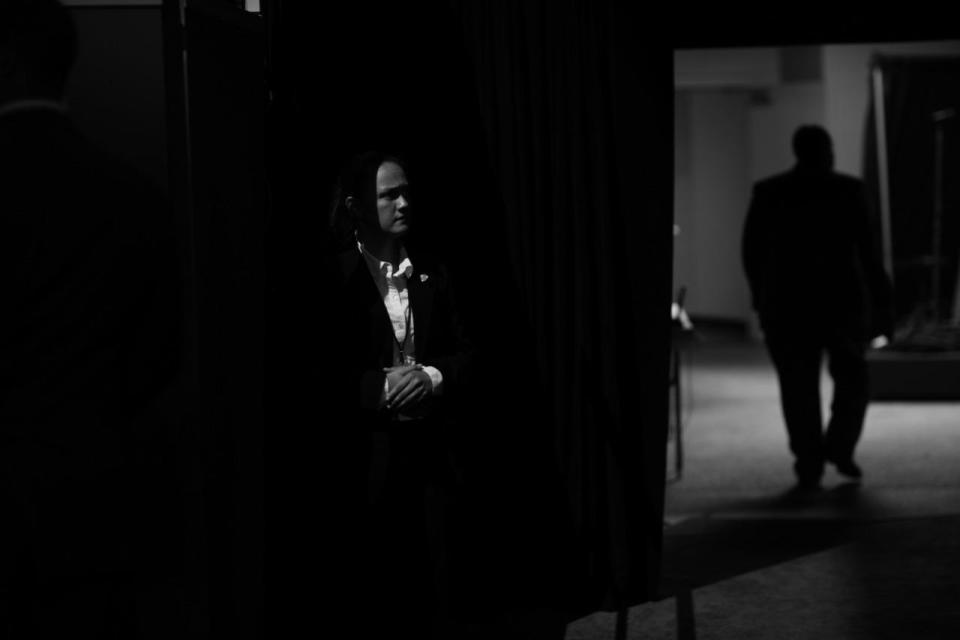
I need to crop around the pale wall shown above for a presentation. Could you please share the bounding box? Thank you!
[674,80,825,327]
[673,89,752,321]
[674,41,960,331]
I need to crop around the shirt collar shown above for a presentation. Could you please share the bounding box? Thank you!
[357,240,414,279]
[0,99,67,120]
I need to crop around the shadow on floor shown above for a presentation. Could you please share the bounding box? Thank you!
[659,482,886,599]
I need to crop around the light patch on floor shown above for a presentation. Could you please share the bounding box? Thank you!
[666,341,960,514]
[564,340,960,640]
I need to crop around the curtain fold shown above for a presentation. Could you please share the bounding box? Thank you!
[450,0,671,610]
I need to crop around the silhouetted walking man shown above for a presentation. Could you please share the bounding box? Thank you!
[742,125,893,490]
[1,1,182,635]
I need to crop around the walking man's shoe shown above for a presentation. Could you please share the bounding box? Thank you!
[827,455,863,479]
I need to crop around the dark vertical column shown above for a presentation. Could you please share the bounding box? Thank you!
[177,2,265,638]
[161,1,212,638]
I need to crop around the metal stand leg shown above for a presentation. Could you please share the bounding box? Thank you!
[615,605,628,640]
[672,343,684,479]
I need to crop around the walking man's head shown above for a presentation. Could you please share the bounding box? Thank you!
[0,0,77,105]
[792,124,834,172]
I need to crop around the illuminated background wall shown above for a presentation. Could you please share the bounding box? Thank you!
[674,40,960,338]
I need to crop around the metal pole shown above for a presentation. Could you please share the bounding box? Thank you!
[163,0,200,389]
[931,108,956,323]
[954,254,960,325]
[615,605,628,640]
[932,119,944,321]
[674,344,683,479]
[872,65,895,286]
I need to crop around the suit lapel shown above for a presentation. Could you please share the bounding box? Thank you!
[339,247,436,365]
[340,249,394,362]
[408,267,434,362]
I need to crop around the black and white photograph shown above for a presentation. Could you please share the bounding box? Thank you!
[2,1,959,638]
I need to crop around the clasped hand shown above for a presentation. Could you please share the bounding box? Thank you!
[383,364,432,414]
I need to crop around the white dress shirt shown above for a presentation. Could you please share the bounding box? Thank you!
[357,242,443,408]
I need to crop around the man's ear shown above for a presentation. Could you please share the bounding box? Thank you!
[344,195,365,224]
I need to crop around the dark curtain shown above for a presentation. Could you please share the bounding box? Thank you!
[865,56,960,329]
[271,0,671,618]
[448,0,672,611]
[167,4,265,638]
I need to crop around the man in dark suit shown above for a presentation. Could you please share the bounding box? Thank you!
[742,125,893,490]
[324,150,474,637]
[0,1,182,635]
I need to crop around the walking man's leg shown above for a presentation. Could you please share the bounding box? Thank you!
[824,336,869,478]
[767,335,826,488]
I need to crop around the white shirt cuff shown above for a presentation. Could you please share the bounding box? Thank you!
[422,365,443,395]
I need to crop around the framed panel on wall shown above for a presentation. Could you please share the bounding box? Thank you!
[62,0,259,9]
[61,1,161,5]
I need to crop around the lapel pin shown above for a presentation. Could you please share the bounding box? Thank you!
[420,273,429,283]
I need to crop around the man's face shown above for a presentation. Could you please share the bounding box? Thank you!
[374,161,411,238]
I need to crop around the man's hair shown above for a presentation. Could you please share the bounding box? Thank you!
[792,125,833,165]
[0,0,78,99]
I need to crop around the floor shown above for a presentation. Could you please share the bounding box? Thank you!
[566,335,960,639]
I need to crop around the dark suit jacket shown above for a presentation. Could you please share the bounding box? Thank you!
[329,245,474,429]
[323,244,475,504]
[312,243,475,617]
[742,167,893,339]
[319,244,577,619]
[0,108,181,579]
